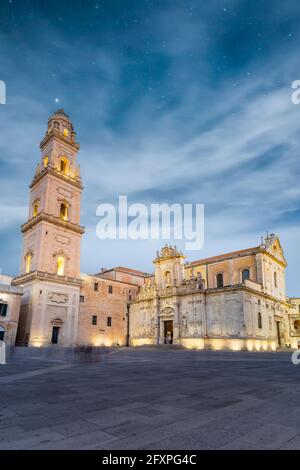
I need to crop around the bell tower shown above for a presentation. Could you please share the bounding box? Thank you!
[13,110,85,347]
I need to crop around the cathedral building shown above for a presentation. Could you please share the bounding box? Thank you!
[0,110,298,351]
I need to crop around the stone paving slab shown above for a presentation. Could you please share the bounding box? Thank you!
[0,348,300,449]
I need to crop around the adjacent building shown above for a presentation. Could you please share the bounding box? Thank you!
[0,275,23,346]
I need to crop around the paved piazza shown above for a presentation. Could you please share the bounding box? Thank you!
[1,347,300,450]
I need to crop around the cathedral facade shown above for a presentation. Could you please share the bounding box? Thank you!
[0,110,298,351]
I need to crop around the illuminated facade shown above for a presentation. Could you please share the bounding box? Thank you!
[5,110,300,351]
[129,239,300,351]
[13,110,84,347]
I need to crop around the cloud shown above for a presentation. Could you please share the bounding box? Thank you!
[0,1,299,296]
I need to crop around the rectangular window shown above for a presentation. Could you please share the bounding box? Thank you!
[107,316,112,327]
[92,315,97,325]
[108,285,113,294]
[0,303,8,317]
[94,283,99,292]
[80,295,85,303]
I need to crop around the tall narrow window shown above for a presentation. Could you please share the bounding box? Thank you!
[92,315,97,325]
[0,327,4,341]
[0,303,8,317]
[25,253,32,274]
[60,158,67,174]
[94,283,99,292]
[108,285,113,294]
[216,273,224,288]
[60,202,68,221]
[242,269,250,283]
[107,317,112,327]
[56,256,65,276]
[258,312,262,329]
[274,272,278,288]
[33,201,39,218]
[43,155,49,168]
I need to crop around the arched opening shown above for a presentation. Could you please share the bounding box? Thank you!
[60,157,68,175]
[56,256,65,276]
[0,326,5,341]
[63,128,69,137]
[60,202,68,221]
[242,269,250,283]
[43,155,49,168]
[32,201,39,218]
[258,312,262,329]
[25,253,32,274]
[216,273,224,288]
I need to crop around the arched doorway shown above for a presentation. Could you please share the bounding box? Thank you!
[159,307,175,344]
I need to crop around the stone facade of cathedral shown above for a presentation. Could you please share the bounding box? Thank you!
[129,241,300,351]
[0,110,298,351]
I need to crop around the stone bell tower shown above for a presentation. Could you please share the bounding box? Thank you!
[13,110,85,347]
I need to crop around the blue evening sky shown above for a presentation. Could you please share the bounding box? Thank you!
[0,0,300,295]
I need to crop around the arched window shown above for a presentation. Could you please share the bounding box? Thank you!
[258,312,262,329]
[242,269,250,283]
[60,158,68,174]
[25,253,32,274]
[32,201,39,218]
[274,272,278,288]
[60,202,68,221]
[43,155,49,168]
[56,256,65,276]
[216,273,224,288]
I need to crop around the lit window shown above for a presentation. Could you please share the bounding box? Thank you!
[60,158,67,174]
[33,201,39,218]
[63,128,69,137]
[0,303,8,317]
[216,273,224,288]
[56,256,65,276]
[92,315,97,325]
[242,269,250,283]
[60,202,68,221]
[25,253,32,274]
[43,155,49,167]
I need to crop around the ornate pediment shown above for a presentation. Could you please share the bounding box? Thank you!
[154,245,184,262]
[263,234,287,266]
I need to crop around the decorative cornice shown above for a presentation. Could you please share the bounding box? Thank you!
[21,212,85,235]
[30,166,83,190]
[0,284,23,295]
[40,129,80,151]
[12,271,82,287]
